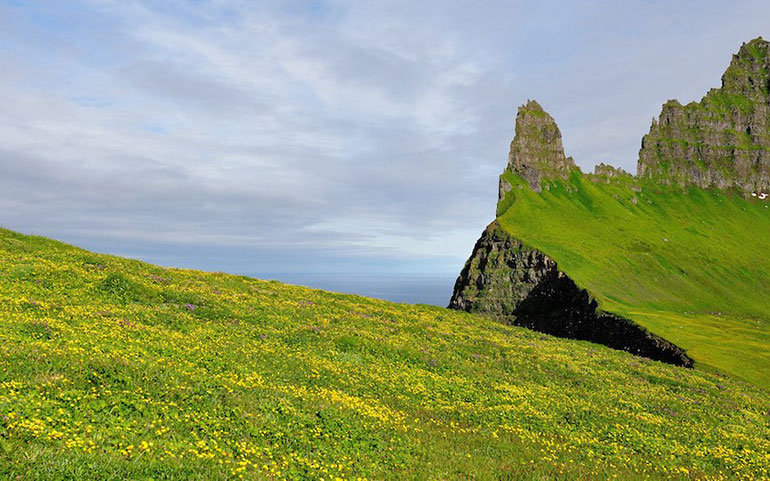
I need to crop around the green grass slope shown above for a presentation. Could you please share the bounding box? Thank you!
[497,171,770,388]
[1,228,769,479]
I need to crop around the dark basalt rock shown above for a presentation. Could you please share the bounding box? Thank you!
[449,222,554,317]
[449,222,694,367]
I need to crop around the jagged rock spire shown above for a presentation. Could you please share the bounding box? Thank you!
[503,100,576,195]
[721,36,770,98]
[638,37,770,193]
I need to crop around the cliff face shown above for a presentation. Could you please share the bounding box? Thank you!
[638,37,770,192]
[449,221,556,317]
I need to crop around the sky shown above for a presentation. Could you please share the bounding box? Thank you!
[1,0,768,298]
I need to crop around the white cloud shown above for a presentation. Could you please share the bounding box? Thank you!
[1,0,769,277]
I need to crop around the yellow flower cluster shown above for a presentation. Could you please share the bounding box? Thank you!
[0,229,768,479]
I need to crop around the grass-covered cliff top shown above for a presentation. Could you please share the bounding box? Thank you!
[1,228,769,479]
[497,171,770,388]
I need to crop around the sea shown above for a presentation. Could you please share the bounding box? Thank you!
[249,273,457,307]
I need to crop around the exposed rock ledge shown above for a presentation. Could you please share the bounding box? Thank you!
[449,221,694,367]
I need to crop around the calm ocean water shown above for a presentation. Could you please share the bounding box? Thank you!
[250,273,457,307]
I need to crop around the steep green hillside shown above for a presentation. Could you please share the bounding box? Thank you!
[497,171,770,388]
[1,228,769,479]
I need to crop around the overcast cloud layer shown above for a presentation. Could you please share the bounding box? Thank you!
[1,0,769,279]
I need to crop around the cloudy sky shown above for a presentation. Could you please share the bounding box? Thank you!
[1,1,768,297]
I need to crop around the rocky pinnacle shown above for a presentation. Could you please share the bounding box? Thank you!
[502,100,576,195]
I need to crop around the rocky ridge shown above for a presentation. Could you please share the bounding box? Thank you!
[639,37,770,193]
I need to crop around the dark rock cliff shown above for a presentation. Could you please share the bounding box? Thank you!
[449,222,693,367]
[638,37,770,193]
[449,221,554,318]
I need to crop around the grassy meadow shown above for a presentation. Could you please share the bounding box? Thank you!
[1,228,769,479]
[497,171,770,388]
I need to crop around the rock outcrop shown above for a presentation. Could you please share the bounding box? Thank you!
[638,37,770,193]
[449,222,693,367]
[503,100,576,193]
[593,163,630,178]
[449,222,554,317]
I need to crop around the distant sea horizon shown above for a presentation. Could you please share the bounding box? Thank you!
[245,272,458,307]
